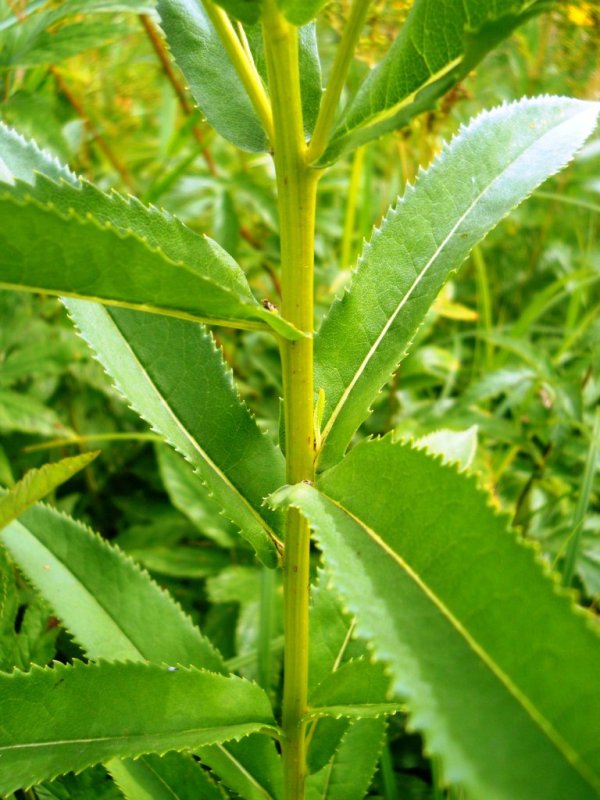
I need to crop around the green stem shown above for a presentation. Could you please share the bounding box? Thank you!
[261,3,318,797]
[306,0,371,164]
[202,0,275,143]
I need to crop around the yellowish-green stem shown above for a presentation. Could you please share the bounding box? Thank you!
[261,2,318,797]
[202,0,275,142]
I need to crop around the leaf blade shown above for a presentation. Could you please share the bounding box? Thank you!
[273,438,600,799]
[65,301,284,566]
[0,123,299,339]
[314,97,600,470]
[0,452,98,530]
[0,661,278,794]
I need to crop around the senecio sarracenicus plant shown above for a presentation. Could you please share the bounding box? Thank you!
[0,1,599,798]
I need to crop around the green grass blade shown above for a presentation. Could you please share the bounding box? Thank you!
[314,97,600,470]
[0,661,279,794]
[272,438,600,799]
[65,301,284,566]
[0,452,97,529]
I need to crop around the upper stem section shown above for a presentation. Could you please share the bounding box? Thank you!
[306,0,371,164]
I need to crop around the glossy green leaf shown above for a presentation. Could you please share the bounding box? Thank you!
[0,389,73,437]
[0,501,223,670]
[0,123,299,339]
[318,0,552,164]
[156,0,268,152]
[314,97,600,470]
[273,438,600,799]
[0,452,97,530]
[306,719,387,800]
[0,661,278,794]
[65,303,285,566]
[107,752,227,800]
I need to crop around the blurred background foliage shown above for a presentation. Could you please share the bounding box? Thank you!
[0,1,599,796]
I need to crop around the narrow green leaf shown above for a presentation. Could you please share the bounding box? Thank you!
[66,303,283,564]
[306,659,402,722]
[314,98,600,470]
[0,452,98,530]
[199,736,283,800]
[0,502,223,670]
[272,438,600,799]
[0,124,300,340]
[319,0,551,163]
[0,661,279,794]
[156,445,236,549]
[305,719,387,800]
[156,0,268,152]
[107,752,228,800]
[0,389,73,437]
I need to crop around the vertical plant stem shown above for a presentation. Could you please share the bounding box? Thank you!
[261,2,318,797]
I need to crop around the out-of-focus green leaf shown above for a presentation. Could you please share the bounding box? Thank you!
[277,0,329,26]
[0,452,97,531]
[0,661,278,794]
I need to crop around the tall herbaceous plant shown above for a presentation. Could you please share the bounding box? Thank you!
[0,1,598,799]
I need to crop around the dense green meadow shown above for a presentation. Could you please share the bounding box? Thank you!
[0,2,598,798]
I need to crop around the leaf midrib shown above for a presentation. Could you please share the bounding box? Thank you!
[317,109,585,462]
[314,489,599,793]
[0,724,277,752]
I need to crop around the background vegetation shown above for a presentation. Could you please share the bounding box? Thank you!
[0,1,599,796]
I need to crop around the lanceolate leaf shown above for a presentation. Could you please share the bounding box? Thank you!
[314,97,600,470]
[65,301,284,566]
[0,661,278,794]
[0,123,299,339]
[0,452,97,530]
[107,752,227,800]
[305,719,387,800]
[306,658,402,722]
[0,501,281,798]
[0,502,223,669]
[156,0,268,152]
[272,438,600,799]
[318,0,552,164]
